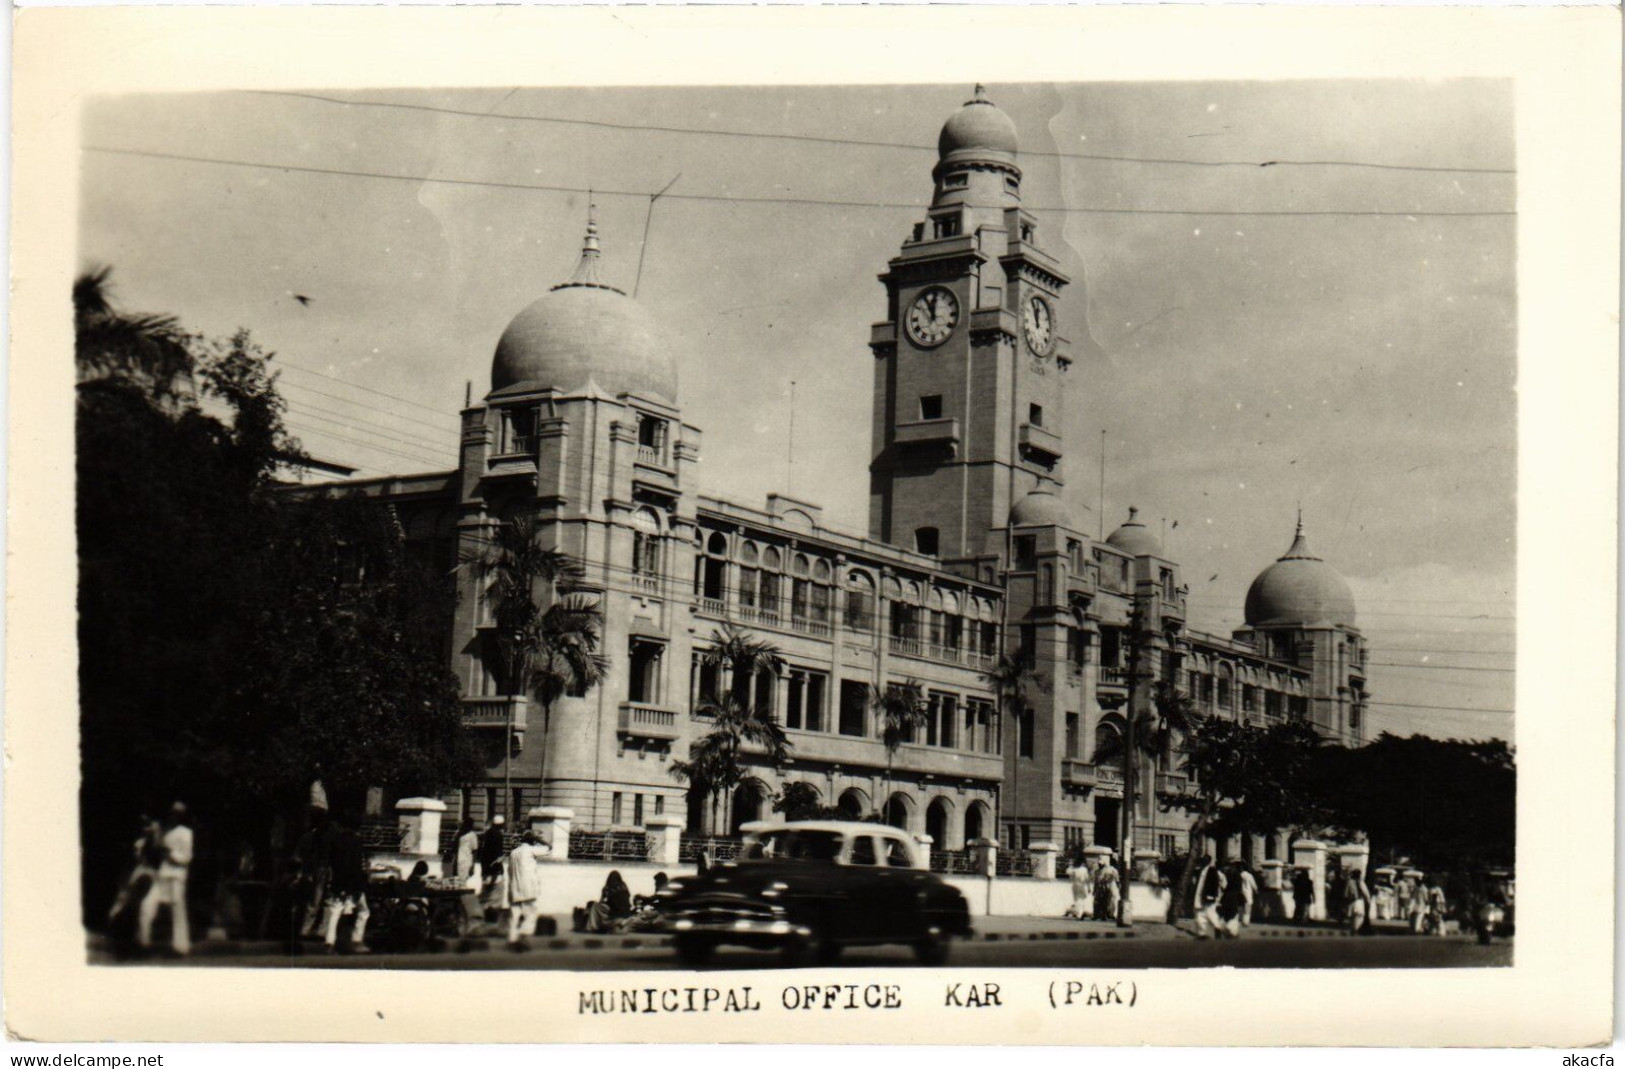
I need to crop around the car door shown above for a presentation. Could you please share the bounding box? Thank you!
[875,834,928,939]
[843,833,887,941]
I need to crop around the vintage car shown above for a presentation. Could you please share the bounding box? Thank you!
[659,820,973,966]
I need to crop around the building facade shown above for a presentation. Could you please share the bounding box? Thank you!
[318,86,1369,863]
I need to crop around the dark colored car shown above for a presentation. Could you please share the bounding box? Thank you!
[660,821,973,966]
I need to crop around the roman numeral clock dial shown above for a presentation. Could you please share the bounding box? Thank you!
[906,286,960,348]
[1024,295,1055,356]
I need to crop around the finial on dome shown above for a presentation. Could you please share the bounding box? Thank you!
[1296,504,1303,538]
[1281,513,1319,562]
[1128,506,1139,522]
[558,195,619,292]
[971,83,989,104]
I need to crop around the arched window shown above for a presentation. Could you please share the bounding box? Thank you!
[1040,563,1056,605]
[738,542,759,609]
[809,559,832,624]
[844,570,875,631]
[939,591,962,652]
[1094,719,1123,768]
[700,532,729,604]
[632,507,662,580]
[758,546,781,616]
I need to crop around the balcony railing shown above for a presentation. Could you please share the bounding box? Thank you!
[617,701,682,741]
[461,696,529,733]
[1098,667,1130,687]
[698,596,726,617]
[789,615,832,637]
[636,444,669,467]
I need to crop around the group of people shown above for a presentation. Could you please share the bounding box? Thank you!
[1063,855,1123,922]
[571,870,669,934]
[1191,856,1260,939]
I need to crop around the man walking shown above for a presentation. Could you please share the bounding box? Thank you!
[137,802,193,956]
[1237,863,1258,927]
[505,829,550,950]
[478,814,508,919]
[1192,854,1227,939]
[319,812,372,954]
[1291,866,1315,923]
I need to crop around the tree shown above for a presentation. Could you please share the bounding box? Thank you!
[672,693,791,834]
[1311,732,1514,870]
[982,651,1044,835]
[772,781,842,822]
[468,511,609,816]
[870,679,929,822]
[76,268,475,925]
[673,626,791,833]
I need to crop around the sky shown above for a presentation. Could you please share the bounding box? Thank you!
[79,81,1516,742]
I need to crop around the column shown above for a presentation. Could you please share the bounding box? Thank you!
[528,806,574,862]
[1030,841,1060,880]
[1292,839,1329,921]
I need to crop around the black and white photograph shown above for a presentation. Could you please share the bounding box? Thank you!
[6,4,1617,1049]
[73,76,1518,973]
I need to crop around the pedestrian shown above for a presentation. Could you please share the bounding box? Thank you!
[479,814,507,917]
[1344,868,1373,935]
[1395,872,1414,923]
[1426,877,1449,936]
[504,829,550,950]
[1065,860,1094,920]
[108,809,164,943]
[136,802,194,956]
[319,811,372,954]
[1237,862,1258,927]
[624,872,670,932]
[1093,859,1121,922]
[1291,866,1315,924]
[1407,875,1430,934]
[1192,854,1227,939]
[453,816,480,883]
[292,804,335,938]
[582,870,634,933]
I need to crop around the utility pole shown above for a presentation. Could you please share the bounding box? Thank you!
[1118,596,1146,927]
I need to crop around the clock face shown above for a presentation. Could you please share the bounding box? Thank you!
[906,287,960,348]
[1024,295,1055,356]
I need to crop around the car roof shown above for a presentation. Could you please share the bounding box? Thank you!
[743,820,911,841]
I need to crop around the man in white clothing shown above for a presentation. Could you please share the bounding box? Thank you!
[1238,865,1258,927]
[505,830,551,950]
[1192,855,1227,939]
[138,802,193,955]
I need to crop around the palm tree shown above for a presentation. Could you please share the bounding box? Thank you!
[982,652,1044,838]
[469,511,609,816]
[74,266,194,400]
[675,625,791,834]
[1095,681,1203,914]
[702,623,787,708]
[671,692,791,835]
[870,679,929,823]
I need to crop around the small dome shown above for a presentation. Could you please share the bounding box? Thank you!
[490,206,678,403]
[1009,485,1072,527]
[1106,506,1163,557]
[938,84,1019,163]
[1244,520,1356,628]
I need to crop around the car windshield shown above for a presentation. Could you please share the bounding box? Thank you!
[745,830,844,862]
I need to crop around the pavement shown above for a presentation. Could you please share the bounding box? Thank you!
[90,913,1461,964]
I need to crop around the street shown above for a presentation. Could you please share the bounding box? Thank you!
[131,933,1511,971]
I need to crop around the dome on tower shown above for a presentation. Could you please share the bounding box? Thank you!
[490,206,679,403]
[937,84,1019,164]
[1009,484,1073,527]
[1106,507,1163,558]
[1244,518,1357,628]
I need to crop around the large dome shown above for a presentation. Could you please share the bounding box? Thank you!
[1244,521,1356,628]
[490,209,678,403]
[937,84,1019,163]
[1106,507,1164,558]
[1009,484,1073,527]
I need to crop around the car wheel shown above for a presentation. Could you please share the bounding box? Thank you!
[782,927,840,967]
[675,935,714,967]
[915,925,951,966]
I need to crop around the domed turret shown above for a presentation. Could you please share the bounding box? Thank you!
[1244,517,1356,628]
[490,205,679,403]
[1106,506,1163,558]
[937,84,1019,165]
[1009,483,1073,528]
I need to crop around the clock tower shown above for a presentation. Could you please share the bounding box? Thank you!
[868,85,1077,567]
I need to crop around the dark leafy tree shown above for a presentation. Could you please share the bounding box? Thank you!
[771,781,842,822]
[76,268,473,925]
[1311,732,1515,870]
[674,627,791,833]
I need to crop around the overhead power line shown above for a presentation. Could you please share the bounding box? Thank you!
[276,360,461,424]
[253,89,1517,177]
[1366,700,1514,715]
[84,146,1516,219]
[1367,661,1515,674]
[278,379,464,441]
